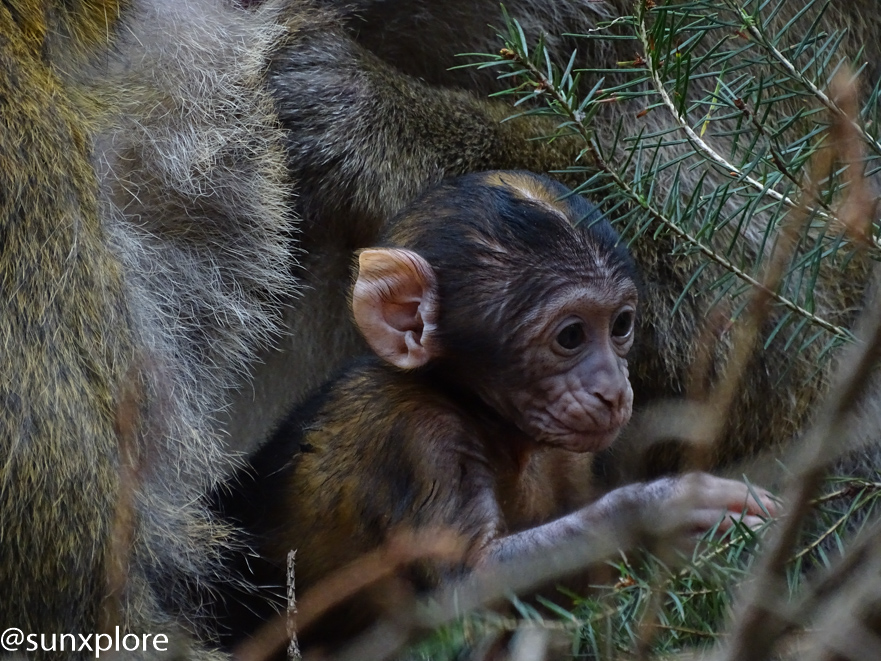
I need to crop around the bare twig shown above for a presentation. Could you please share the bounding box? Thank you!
[231,529,464,661]
[717,269,881,661]
[287,550,301,661]
[101,365,144,633]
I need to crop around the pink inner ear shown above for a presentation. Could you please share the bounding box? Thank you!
[383,299,423,332]
[352,248,439,369]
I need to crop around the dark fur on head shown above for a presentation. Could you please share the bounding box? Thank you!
[377,170,638,370]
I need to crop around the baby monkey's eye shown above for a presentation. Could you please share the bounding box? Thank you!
[611,309,635,340]
[556,322,586,350]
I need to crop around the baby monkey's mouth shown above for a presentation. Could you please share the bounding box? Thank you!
[530,424,625,454]
[519,399,631,453]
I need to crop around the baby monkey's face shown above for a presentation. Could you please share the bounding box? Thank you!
[486,280,638,453]
[350,170,640,454]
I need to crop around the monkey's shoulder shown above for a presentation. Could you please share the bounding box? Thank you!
[269,357,487,458]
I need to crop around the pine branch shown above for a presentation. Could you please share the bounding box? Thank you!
[497,42,851,340]
[730,0,881,158]
[636,4,804,217]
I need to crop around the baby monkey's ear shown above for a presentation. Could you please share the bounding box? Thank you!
[352,248,440,369]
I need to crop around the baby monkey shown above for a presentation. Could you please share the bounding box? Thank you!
[216,171,776,643]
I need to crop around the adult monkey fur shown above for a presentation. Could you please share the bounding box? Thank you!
[0,0,877,657]
[1,0,294,654]
[215,171,776,645]
[0,0,615,654]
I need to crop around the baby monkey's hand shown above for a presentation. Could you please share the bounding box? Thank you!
[590,472,778,543]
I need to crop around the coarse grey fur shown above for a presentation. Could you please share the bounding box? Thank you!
[3,0,292,655]
[89,0,294,624]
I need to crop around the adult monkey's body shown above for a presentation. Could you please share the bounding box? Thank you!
[230,0,881,473]
[0,0,877,657]
[1,0,295,651]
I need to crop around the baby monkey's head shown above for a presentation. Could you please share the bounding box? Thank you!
[352,170,639,453]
